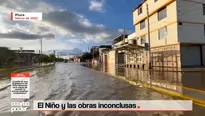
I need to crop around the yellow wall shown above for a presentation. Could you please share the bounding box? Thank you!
[107,50,116,75]
[134,1,178,47]
[133,0,175,25]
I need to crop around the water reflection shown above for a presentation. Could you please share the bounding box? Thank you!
[83,63,205,116]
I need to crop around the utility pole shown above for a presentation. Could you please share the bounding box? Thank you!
[146,3,151,69]
[40,37,42,55]
[92,47,94,63]
[123,25,126,44]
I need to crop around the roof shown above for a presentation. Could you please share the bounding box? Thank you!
[132,0,147,12]
[91,46,99,49]
[112,34,128,44]
[99,45,112,48]
[12,50,35,53]
[101,48,111,52]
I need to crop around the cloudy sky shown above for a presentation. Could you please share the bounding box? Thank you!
[0,0,140,52]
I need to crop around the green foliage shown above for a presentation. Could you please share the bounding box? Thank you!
[55,58,64,62]
[37,54,67,63]
[94,51,99,57]
[37,55,50,63]
[49,54,56,62]
[64,59,68,63]
[81,52,92,61]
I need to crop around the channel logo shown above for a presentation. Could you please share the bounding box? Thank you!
[10,12,42,21]
[11,101,29,113]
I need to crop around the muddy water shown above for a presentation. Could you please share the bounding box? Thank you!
[0,63,205,116]
[83,63,205,116]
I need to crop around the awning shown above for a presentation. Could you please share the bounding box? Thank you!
[114,43,145,50]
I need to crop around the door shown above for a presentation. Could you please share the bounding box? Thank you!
[181,45,201,67]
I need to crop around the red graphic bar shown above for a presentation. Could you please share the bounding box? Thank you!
[10,12,13,20]
[11,73,30,78]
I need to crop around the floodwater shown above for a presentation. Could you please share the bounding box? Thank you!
[0,63,204,116]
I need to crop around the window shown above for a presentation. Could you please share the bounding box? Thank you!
[141,35,146,44]
[178,22,183,25]
[158,27,167,40]
[158,7,167,20]
[138,6,142,15]
[140,20,145,29]
[203,4,205,15]
[204,25,205,36]
[154,0,158,2]
[133,40,137,44]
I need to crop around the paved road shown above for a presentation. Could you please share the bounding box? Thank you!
[0,63,205,116]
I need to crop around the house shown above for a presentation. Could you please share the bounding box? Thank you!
[98,45,112,63]
[132,0,205,68]
[111,33,147,69]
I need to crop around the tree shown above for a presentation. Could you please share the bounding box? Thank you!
[94,51,99,58]
[81,52,92,61]
[64,59,68,63]
[37,55,50,63]
[49,54,56,62]
[55,57,64,62]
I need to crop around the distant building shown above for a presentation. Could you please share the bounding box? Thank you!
[73,56,81,62]
[90,46,99,54]
[12,50,39,65]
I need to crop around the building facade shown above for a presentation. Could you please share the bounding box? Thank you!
[12,50,39,65]
[98,45,112,63]
[133,0,205,68]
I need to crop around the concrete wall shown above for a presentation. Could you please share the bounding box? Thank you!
[151,44,181,67]
[108,50,116,64]
[177,0,205,44]
[178,23,205,44]
[127,33,136,40]
[177,0,205,23]
[107,50,116,75]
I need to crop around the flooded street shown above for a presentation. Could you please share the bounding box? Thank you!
[0,63,205,116]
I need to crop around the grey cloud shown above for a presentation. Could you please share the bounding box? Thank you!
[0,31,55,40]
[38,27,50,32]
[0,0,47,12]
[43,11,102,34]
[43,11,117,39]
[41,33,55,38]
[0,0,119,43]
